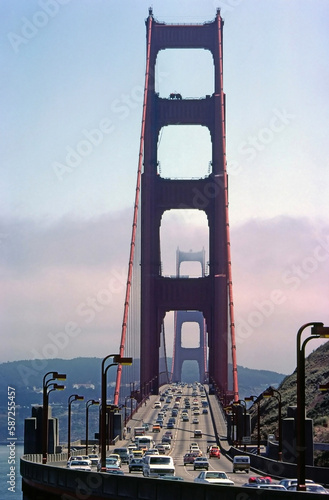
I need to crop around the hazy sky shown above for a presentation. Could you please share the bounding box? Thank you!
[1,0,329,377]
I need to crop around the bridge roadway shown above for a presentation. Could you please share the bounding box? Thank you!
[105,384,255,487]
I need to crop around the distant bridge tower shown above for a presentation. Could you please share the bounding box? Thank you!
[140,9,238,400]
[171,249,207,383]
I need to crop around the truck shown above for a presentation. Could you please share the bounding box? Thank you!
[135,435,154,450]
[233,455,250,473]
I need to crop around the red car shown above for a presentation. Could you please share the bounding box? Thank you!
[183,453,198,465]
[209,446,221,458]
[249,476,272,484]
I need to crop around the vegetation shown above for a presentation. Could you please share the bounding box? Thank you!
[248,341,329,466]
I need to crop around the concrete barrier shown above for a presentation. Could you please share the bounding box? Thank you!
[21,456,324,500]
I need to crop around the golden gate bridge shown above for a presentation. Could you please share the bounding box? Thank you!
[112,8,239,408]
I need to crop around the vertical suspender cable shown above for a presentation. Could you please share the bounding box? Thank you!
[113,13,153,405]
[217,10,239,401]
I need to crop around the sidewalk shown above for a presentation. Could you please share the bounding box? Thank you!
[208,394,231,453]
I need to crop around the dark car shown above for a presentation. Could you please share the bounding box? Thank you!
[193,457,209,470]
[128,458,145,473]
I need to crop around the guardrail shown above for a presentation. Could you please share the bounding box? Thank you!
[21,456,316,500]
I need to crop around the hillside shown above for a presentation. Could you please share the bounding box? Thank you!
[248,341,329,466]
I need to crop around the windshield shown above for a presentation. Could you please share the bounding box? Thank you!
[150,457,171,464]
[206,472,227,479]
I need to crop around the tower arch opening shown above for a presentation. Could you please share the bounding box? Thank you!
[160,209,208,277]
[157,125,212,179]
[155,48,214,98]
[181,321,201,349]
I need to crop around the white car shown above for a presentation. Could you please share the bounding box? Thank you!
[88,454,99,465]
[67,460,91,471]
[194,471,234,485]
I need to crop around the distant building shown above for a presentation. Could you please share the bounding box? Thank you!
[72,383,95,389]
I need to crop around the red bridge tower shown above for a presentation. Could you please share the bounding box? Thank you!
[140,9,238,400]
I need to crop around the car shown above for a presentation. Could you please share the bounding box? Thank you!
[108,454,121,466]
[143,454,175,478]
[287,484,328,494]
[161,442,171,451]
[249,476,272,484]
[67,455,84,465]
[97,458,121,472]
[182,415,189,422]
[113,447,130,464]
[88,454,99,465]
[164,431,173,439]
[159,475,184,481]
[194,429,202,438]
[152,424,161,432]
[193,457,209,470]
[183,453,196,465]
[243,483,286,490]
[155,444,166,454]
[233,455,250,473]
[130,450,144,460]
[167,421,175,429]
[154,401,161,408]
[202,408,208,414]
[279,478,315,489]
[67,460,91,471]
[194,471,234,485]
[128,458,144,473]
[107,469,124,475]
[192,417,199,424]
[146,448,159,455]
[190,445,202,456]
[209,446,220,458]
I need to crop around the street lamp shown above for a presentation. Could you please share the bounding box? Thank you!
[100,354,132,472]
[42,371,66,464]
[68,394,84,459]
[263,386,282,461]
[85,399,100,455]
[245,395,262,455]
[296,322,329,491]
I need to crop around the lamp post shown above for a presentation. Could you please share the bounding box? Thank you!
[245,395,262,455]
[296,322,329,491]
[100,355,132,472]
[124,395,131,425]
[263,386,282,461]
[42,371,66,464]
[68,394,84,459]
[85,399,100,455]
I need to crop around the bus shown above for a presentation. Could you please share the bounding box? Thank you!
[135,435,154,450]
